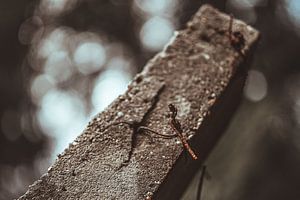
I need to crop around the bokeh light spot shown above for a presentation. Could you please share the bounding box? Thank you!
[18,16,44,45]
[44,51,73,83]
[91,67,131,113]
[140,16,174,51]
[38,28,68,60]
[228,0,266,8]
[134,0,172,15]
[285,0,300,28]
[30,74,55,105]
[244,70,268,102]
[37,89,87,159]
[227,0,259,24]
[73,42,106,75]
[39,0,78,16]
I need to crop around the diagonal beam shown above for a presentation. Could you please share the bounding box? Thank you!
[19,4,259,200]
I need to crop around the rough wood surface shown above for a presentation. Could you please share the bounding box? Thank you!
[19,5,259,200]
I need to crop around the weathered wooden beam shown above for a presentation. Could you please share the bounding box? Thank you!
[19,5,259,200]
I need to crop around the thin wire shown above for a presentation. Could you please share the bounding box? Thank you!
[196,165,206,200]
[138,126,177,139]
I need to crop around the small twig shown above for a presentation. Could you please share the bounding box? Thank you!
[103,121,176,139]
[168,104,198,160]
[103,103,198,161]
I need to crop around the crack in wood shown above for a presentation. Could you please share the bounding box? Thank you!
[101,80,166,170]
[119,84,165,169]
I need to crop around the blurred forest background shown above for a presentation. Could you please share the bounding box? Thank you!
[1,0,300,199]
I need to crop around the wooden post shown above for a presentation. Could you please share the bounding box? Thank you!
[19,5,259,200]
